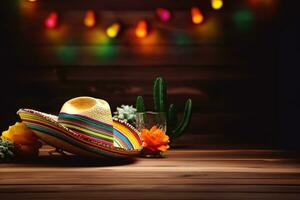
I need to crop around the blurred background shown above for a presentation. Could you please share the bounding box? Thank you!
[2,0,298,149]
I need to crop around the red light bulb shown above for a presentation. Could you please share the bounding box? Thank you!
[45,12,58,29]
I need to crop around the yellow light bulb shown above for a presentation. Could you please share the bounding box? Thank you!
[211,0,223,10]
[106,23,121,38]
[191,7,204,24]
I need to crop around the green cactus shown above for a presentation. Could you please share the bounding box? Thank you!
[153,77,167,112]
[168,99,192,140]
[135,77,192,141]
[136,96,145,113]
[167,104,178,132]
[153,77,192,141]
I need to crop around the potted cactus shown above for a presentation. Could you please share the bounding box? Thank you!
[136,77,192,142]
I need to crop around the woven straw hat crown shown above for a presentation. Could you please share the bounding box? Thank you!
[59,96,113,124]
[58,96,115,146]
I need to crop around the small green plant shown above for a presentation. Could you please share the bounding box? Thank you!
[113,105,137,126]
[136,77,192,141]
[0,139,15,160]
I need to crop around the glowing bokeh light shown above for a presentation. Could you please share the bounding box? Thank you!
[20,0,37,15]
[195,16,221,39]
[233,9,254,31]
[247,0,277,17]
[191,7,204,24]
[84,10,96,28]
[135,20,148,38]
[57,46,77,63]
[106,23,121,38]
[132,29,162,56]
[156,8,172,22]
[45,12,58,29]
[211,0,223,10]
[45,25,68,43]
[84,28,110,44]
[248,0,261,7]
[173,32,191,45]
[138,30,159,45]
[95,45,118,61]
[27,0,37,2]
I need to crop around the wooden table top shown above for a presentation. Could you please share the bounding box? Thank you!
[1,147,300,200]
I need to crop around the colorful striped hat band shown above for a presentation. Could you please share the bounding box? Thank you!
[17,97,143,158]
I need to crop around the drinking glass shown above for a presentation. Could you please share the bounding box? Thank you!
[136,111,167,132]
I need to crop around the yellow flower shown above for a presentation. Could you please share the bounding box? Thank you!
[141,126,170,154]
[2,122,42,157]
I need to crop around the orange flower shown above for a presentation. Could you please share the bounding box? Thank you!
[141,126,170,154]
[2,122,42,157]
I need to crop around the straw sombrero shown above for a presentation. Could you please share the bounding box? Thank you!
[17,96,143,158]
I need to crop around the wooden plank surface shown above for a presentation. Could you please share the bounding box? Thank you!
[1,147,300,200]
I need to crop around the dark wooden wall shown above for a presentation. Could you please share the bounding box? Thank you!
[2,0,281,146]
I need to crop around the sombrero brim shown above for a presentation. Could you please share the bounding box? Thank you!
[17,109,143,158]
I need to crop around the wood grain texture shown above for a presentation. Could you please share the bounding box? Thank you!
[0,147,300,200]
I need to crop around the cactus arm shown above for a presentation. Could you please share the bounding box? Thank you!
[170,99,192,140]
[153,77,166,112]
[136,96,145,112]
[167,104,178,135]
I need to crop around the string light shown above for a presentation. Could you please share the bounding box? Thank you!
[135,20,148,38]
[106,22,121,38]
[156,8,172,22]
[45,12,58,29]
[84,10,96,28]
[191,7,204,24]
[211,0,223,10]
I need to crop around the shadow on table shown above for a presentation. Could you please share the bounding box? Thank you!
[3,155,138,167]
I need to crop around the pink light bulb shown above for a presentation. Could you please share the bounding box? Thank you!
[156,8,171,22]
